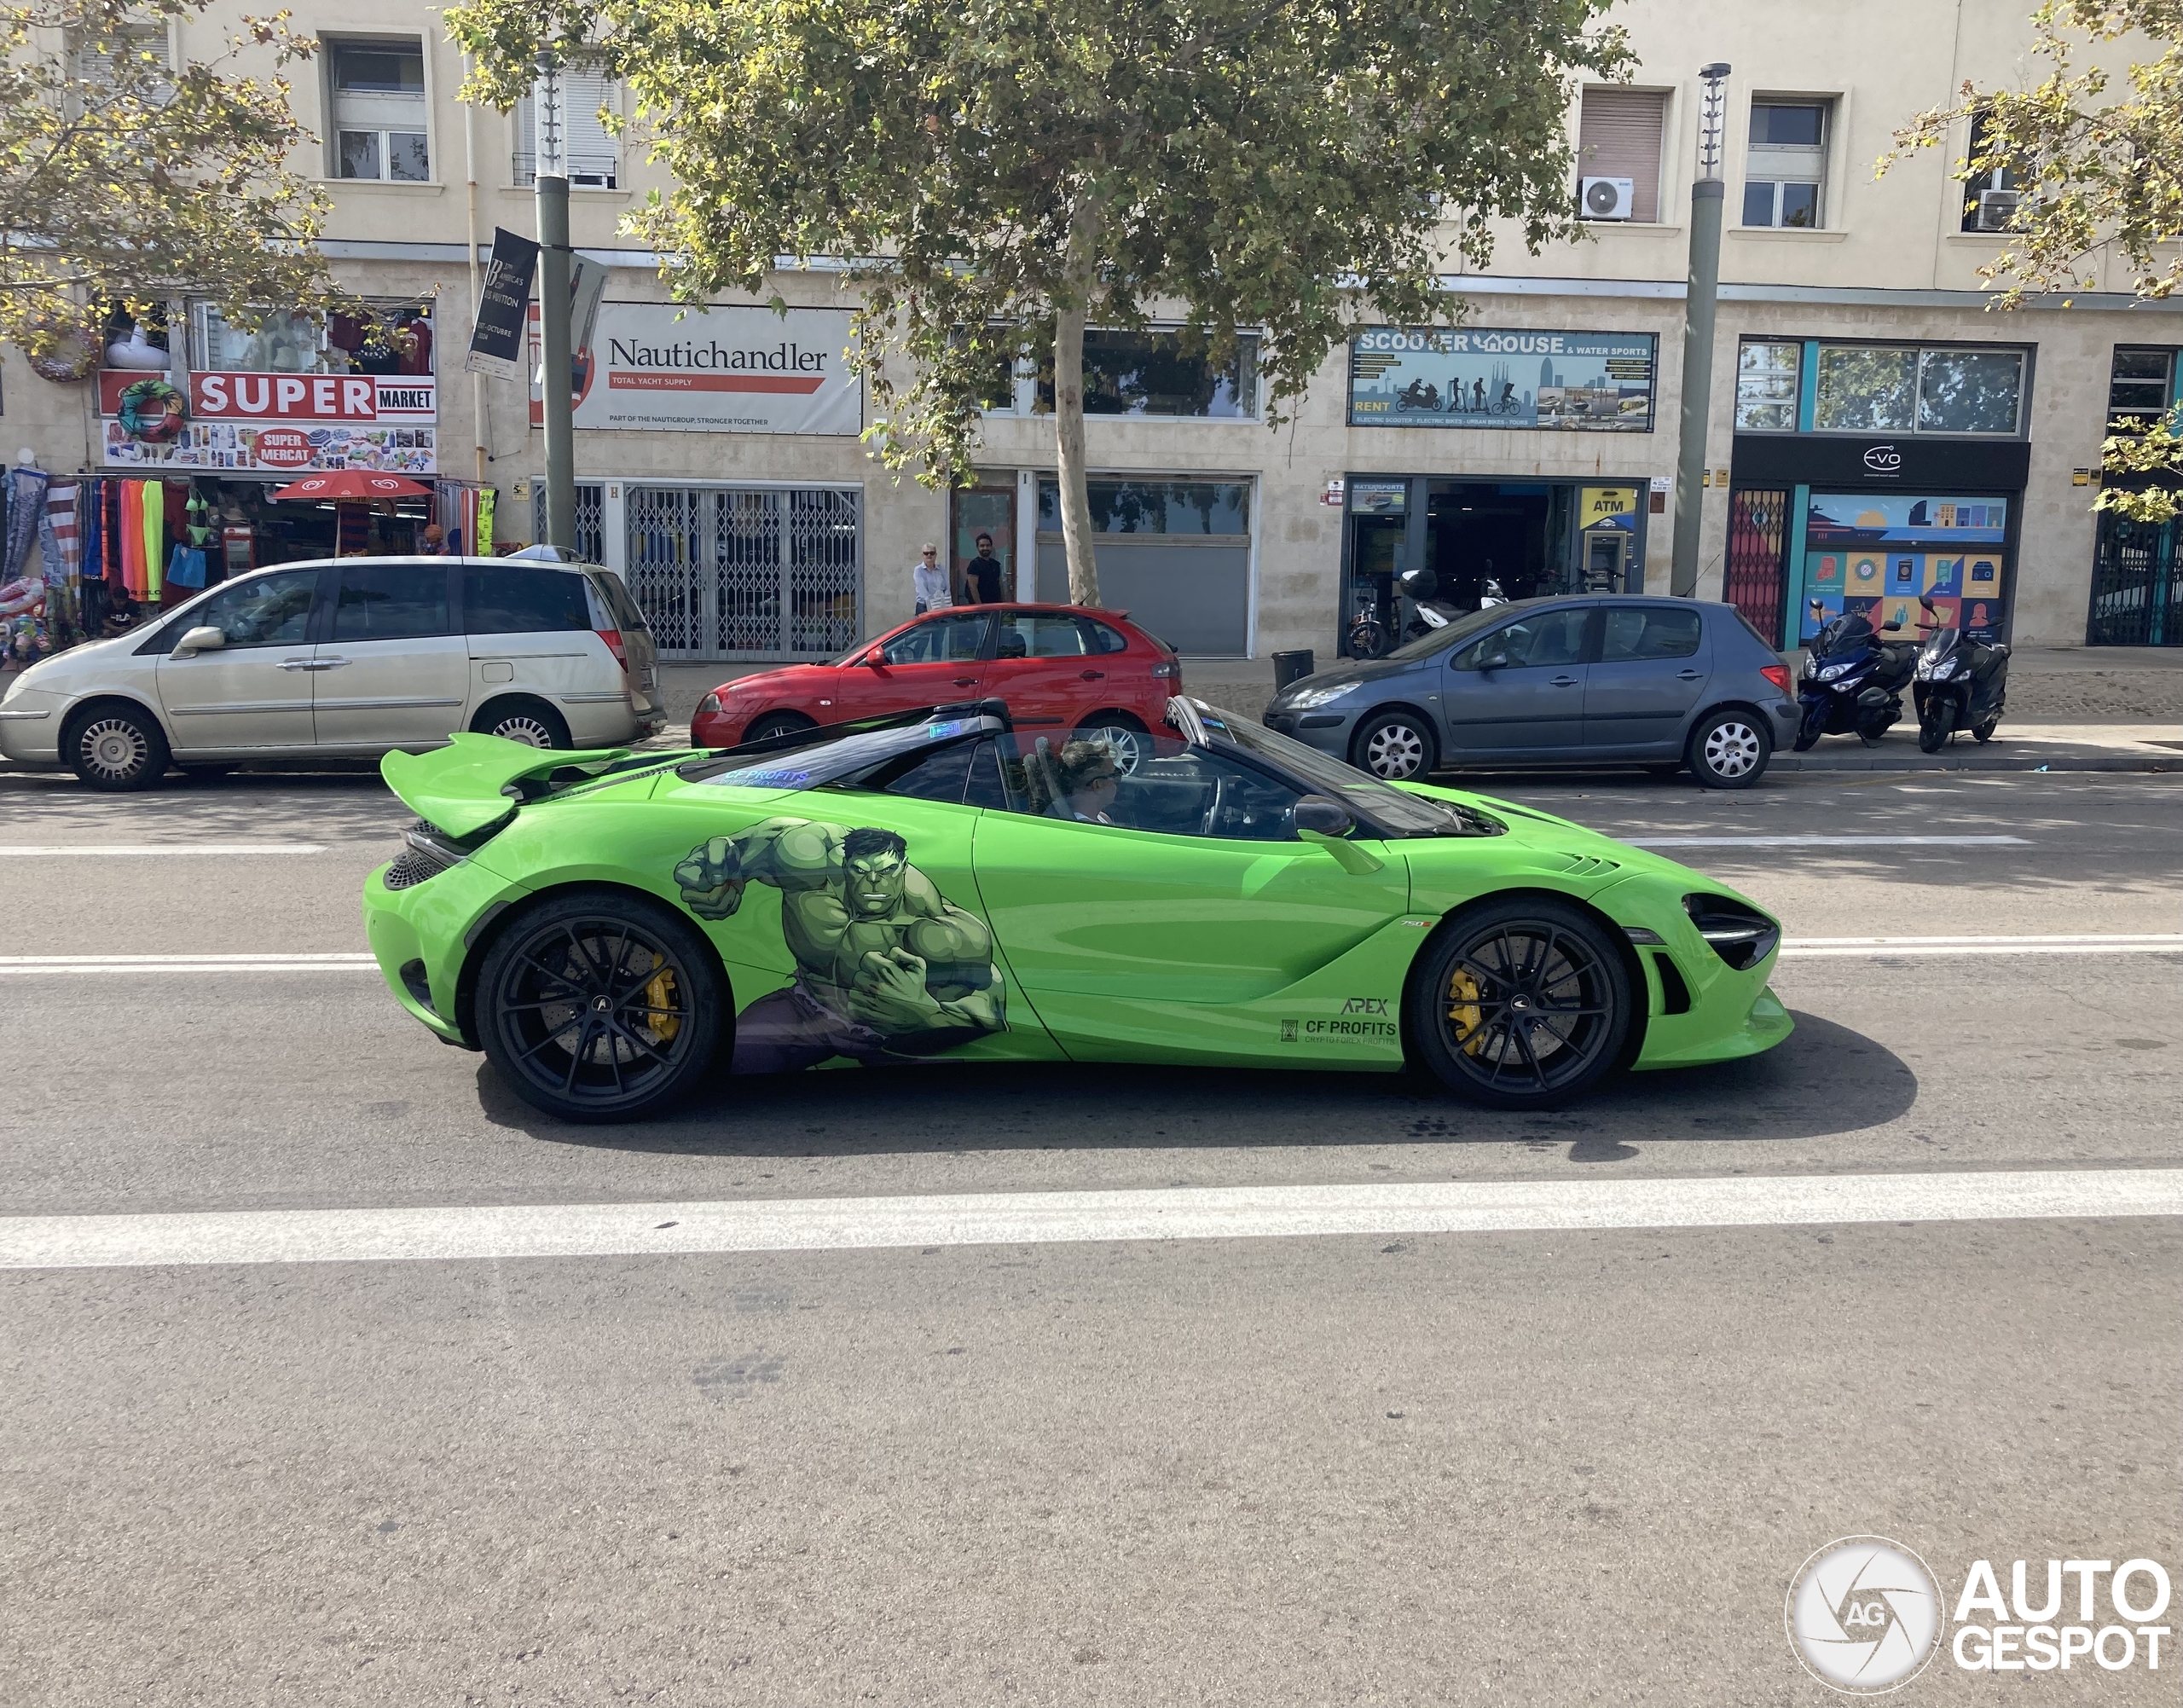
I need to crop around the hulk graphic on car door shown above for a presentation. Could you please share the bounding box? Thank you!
[674,816,1005,1073]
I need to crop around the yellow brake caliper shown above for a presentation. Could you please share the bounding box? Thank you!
[1447,968,1485,1056]
[644,953,682,1044]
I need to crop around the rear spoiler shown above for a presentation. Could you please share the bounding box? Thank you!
[382,732,634,837]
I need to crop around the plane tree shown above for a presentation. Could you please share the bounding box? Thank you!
[449,0,1630,600]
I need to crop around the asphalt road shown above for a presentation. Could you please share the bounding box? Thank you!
[2,765,2178,1705]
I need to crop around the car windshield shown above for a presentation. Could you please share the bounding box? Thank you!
[1381,599,1544,663]
[1195,704,1504,837]
[680,713,1003,790]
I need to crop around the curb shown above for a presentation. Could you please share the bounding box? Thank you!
[1764,745,2175,774]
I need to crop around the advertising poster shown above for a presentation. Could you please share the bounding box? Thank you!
[1349,327,1656,431]
[466,228,541,382]
[98,371,437,474]
[530,303,862,435]
[1800,493,2007,642]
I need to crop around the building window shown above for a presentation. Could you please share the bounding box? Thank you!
[331,41,429,182]
[1735,339,1803,431]
[1960,107,2024,233]
[1812,343,2025,436]
[70,23,168,87]
[1743,100,1829,228]
[515,69,622,188]
[1034,331,1259,419]
[1576,87,1666,223]
[190,302,435,377]
[2107,347,2177,433]
[1037,479,1251,535]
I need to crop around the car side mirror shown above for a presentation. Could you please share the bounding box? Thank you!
[860,647,886,668]
[1293,795,1353,837]
[1477,651,1510,673]
[172,626,225,658]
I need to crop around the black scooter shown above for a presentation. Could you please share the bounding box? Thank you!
[1912,593,2010,751]
[1792,599,1920,750]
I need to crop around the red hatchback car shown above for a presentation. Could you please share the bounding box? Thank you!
[692,604,1184,754]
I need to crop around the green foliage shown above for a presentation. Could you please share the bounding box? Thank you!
[1885,2,2183,518]
[449,0,1629,596]
[2099,420,2183,521]
[0,0,350,356]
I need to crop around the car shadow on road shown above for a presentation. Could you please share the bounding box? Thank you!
[480,1009,1915,1161]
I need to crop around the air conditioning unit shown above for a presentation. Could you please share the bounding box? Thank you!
[1581,177,1636,220]
[1974,188,2021,232]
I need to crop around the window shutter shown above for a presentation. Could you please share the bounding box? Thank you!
[515,75,620,188]
[1577,88,1665,223]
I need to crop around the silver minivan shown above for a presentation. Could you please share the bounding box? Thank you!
[0,552,663,789]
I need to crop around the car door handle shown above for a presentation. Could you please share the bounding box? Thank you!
[275,657,316,670]
[314,657,350,669]
[1549,675,1580,687]
[953,675,977,686]
[1676,669,1703,680]
[1080,669,1105,680]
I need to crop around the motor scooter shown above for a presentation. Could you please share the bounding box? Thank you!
[1394,566,1468,646]
[1912,593,2011,751]
[1792,599,1919,750]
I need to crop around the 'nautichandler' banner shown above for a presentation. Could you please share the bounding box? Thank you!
[531,303,863,435]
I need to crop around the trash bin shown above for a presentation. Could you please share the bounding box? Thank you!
[1272,649,1315,691]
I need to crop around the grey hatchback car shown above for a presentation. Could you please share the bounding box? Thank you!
[1263,595,1798,789]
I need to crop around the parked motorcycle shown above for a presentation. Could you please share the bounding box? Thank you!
[1792,599,1920,750]
[1912,593,2010,752]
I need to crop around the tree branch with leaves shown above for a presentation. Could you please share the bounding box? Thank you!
[0,0,350,361]
[449,0,1630,603]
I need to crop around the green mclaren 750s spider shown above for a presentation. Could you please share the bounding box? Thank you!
[362,697,1791,1122]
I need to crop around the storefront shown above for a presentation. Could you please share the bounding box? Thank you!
[1029,476,1254,656]
[84,301,446,596]
[1336,475,1650,655]
[1337,325,1659,655]
[1728,436,2030,649]
[1728,337,2032,647]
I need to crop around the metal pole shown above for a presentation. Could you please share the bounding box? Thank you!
[462,60,487,489]
[1671,63,1732,598]
[534,52,576,551]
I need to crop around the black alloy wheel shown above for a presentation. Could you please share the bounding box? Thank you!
[477,894,724,1122]
[1410,898,1631,1109]
[65,703,169,791]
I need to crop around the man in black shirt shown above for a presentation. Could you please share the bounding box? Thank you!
[963,532,1006,604]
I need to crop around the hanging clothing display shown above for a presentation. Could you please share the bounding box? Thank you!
[105,481,127,597]
[477,486,496,556]
[3,464,43,582]
[77,478,102,588]
[142,479,165,599]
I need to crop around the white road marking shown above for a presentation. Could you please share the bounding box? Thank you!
[2,1169,2174,1271]
[0,843,328,857]
[1781,933,2183,958]
[1630,834,2031,848]
[0,952,377,976]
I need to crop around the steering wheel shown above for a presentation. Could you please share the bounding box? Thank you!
[1198,774,1231,838]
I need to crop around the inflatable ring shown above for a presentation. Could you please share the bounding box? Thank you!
[119,376,187,442]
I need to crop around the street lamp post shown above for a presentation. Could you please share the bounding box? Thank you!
[533,50,576,553]
[1671,61,1732,598]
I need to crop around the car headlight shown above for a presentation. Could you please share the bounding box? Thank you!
[1283,682,1355,709]
[696,692,722,715]
[1816,661,1851,681]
